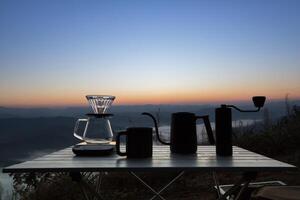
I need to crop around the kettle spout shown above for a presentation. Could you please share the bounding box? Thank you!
[142,112,170,145]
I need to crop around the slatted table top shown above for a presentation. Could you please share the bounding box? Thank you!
[3,146,296,173]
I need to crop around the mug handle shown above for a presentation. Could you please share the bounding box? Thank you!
[73,119,88,140]
[116,131,127,156]
[196,115,215,145]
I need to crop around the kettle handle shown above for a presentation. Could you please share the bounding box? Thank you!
[142,112,170,145]
[196,115,215,145]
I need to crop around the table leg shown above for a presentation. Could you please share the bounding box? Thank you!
[217,171,257,200]
[70,172,105,200]
[234,179,250,200]
[213,171,221,198]
[130,171,185,200]
[78,181,92,200]
[150,171,185,200]
[130,171,166,200]
[94,172,104,200]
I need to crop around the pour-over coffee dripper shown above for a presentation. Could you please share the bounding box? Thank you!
[73,95,115,144]
[86,95,115,114]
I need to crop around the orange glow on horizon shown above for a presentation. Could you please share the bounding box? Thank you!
[1,89,299,108]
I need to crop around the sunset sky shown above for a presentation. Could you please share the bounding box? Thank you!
[0,0,300,107]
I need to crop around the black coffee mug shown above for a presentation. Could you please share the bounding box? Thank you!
[116,127,153,158]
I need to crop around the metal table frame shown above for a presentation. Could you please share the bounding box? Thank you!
[69,171,257,200]
[70,170,186,200]
[213,171,258,200]
[129,170,185,200]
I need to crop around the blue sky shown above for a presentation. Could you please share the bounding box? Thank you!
[0,0,300,106]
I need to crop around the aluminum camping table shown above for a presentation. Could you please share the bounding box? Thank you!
[3,145,296,200]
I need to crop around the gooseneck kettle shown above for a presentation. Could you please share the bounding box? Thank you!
[142,112,215,154]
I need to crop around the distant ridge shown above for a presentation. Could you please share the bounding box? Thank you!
[0,100,299,120]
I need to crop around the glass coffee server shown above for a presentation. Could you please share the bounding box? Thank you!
[73,95,115,144]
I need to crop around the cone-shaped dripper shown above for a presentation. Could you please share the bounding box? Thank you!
[86,95,115,114]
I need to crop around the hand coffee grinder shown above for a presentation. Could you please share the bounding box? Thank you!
[215,96,266,156]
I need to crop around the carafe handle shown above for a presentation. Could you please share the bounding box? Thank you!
[73,119,88,141]
[196,115,215,145]
[116,131,127,156]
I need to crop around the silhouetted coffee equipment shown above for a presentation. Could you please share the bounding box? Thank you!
[215,96,266,156]
[116,127,153,158]
[142,112,215,154]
